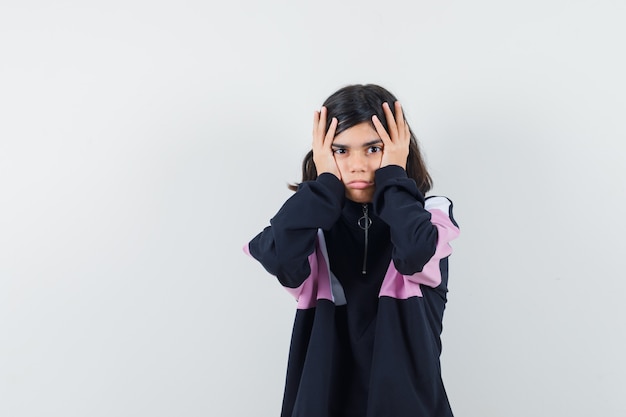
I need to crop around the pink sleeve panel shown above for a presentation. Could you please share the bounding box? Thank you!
[379,197,460,299]
[284,229,344,309]
[244,231,340,309]
[379,264,425,298]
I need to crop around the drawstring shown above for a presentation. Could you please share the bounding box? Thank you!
[358,204,372,274]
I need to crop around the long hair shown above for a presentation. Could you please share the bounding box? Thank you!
[288,84,433,194]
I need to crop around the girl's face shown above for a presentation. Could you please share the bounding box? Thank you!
[331,122,384,203]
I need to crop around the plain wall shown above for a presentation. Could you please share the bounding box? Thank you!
[1,1,625,416]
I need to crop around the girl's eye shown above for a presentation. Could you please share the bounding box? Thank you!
[333,148,346,155]
[368,146,382,153]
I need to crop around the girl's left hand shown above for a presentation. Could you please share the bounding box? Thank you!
[372,101,410,170]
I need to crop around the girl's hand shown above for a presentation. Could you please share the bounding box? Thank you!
[312,106,341,179]
[372,101,410,170]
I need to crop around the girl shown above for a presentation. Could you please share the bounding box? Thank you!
[245,84,460,417]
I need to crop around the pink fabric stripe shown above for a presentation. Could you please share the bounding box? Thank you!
[405,209,459,287]
[379,207,460,299]
[293,236,333,309]
[244,235,334,309]
[287,251,318,308]
[243,235,334,309]
[379,263,424,298]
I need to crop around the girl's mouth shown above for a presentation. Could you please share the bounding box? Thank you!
[347,181,373,190]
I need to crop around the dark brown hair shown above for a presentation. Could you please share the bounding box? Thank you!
[289,84,432,194]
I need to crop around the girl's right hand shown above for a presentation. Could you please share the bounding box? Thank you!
[312,106,341,180]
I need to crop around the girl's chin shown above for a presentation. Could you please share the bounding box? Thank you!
[345,189,374,203]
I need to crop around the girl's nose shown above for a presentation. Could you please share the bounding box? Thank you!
[348,153,367,172]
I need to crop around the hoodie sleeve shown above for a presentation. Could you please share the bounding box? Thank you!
[245,173,345,288]
[372,165,459,283]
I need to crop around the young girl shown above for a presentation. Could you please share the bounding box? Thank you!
[245,84,460,417]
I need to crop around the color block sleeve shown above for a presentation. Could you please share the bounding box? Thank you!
[407,196,459,287]
[245,173,345,288]
[372,165,459,285]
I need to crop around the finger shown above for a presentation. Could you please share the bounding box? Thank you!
[312,110,320,140]
[382,102,398,141]
[318,106,328,136]
[394,101,410,142]
[324,117,338,147]
[372,114,391,146]
[394,101,405,127]
[313,106,327,146]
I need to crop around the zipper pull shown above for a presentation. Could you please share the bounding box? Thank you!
[358,204,372,275]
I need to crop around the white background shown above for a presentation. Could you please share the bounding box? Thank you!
[1,1,625,416]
